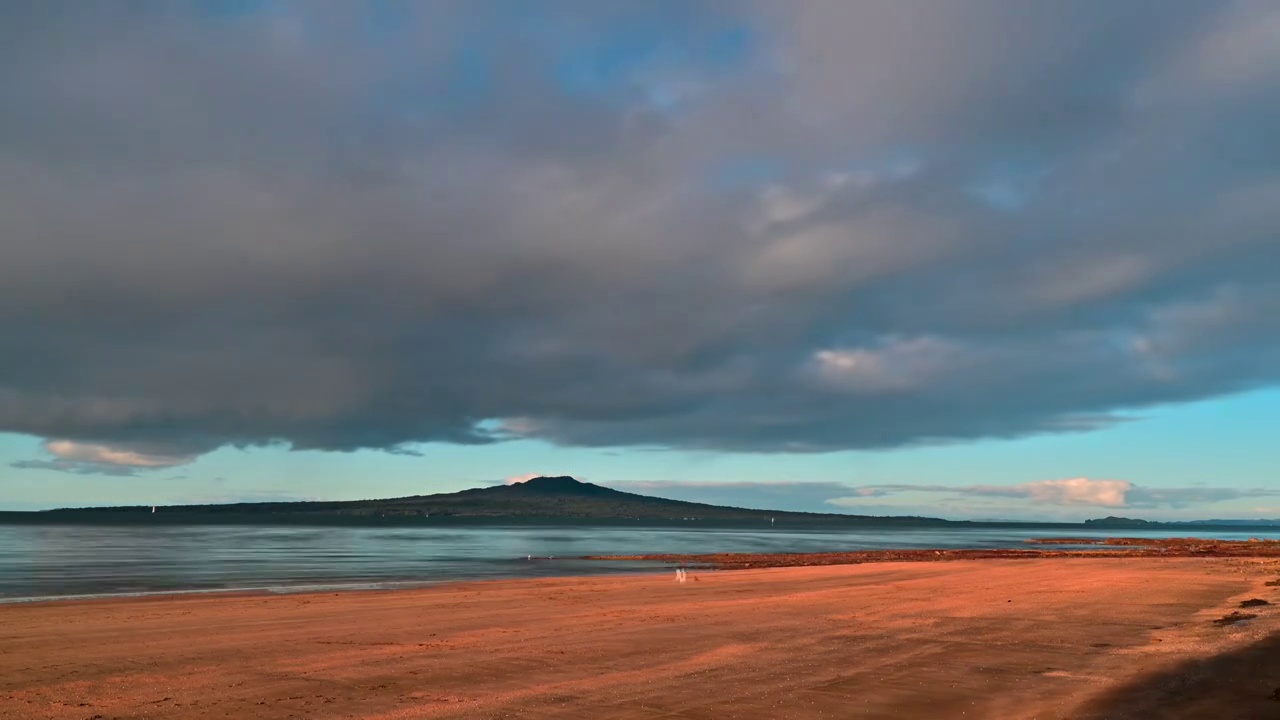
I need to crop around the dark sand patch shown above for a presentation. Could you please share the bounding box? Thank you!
[1076,632,1280,719]
[1213,611,1258,626]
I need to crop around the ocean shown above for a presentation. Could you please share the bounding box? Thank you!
[3,521,1277,603]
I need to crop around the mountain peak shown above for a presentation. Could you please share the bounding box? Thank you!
[510,476,606,494]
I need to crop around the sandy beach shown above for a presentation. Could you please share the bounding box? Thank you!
[3,557,1279,719]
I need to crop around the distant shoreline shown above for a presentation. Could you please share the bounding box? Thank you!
[6,476,1277,529]
[0,510,1073,528]
[6,511,1280,534]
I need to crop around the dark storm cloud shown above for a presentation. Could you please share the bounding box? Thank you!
[3,1,1280,469]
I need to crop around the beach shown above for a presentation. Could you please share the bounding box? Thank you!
[3,557,1279,719]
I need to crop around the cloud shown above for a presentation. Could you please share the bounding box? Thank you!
[954,478,1134,507]
[2,3,1280,463]
[807,338,966,394]
[1125,485,1280,510]
[11,459,141,477]
[504,473,549,485]
[827,479,1280,511]
[43,440,195,469]
[609,480,860,513]
[601,478,1280,518]
[11,439,197,476]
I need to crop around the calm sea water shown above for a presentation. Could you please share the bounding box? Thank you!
[2,522,1277,602]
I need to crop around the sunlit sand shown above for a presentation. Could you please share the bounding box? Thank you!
[4,556,1279,719]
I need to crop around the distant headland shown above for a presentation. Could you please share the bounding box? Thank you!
[0,476,957,527]
[3,477,1276,528]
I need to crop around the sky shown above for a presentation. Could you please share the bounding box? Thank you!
[2,1,1279,521]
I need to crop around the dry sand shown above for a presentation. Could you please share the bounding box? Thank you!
[3,557,1280,719]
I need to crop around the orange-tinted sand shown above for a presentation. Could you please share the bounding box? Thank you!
[3,557,1280,719]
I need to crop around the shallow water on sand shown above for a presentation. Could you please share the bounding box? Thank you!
[2,522,1277,601]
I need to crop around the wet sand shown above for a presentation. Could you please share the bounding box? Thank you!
[587,536,1280,569]
[3,557,1279,719]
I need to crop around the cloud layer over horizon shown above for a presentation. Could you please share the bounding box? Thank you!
[4,1,1280,472]
[612,477,1280,520]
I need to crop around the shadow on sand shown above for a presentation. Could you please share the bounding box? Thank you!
[1077,630,1280,719]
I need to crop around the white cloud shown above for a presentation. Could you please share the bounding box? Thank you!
[828,478,1133,509]
[43,439,195,469]
[11,439,197,476]
[993,478,1132,507]
[503,473,547,485]
[828,478,1280,512]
